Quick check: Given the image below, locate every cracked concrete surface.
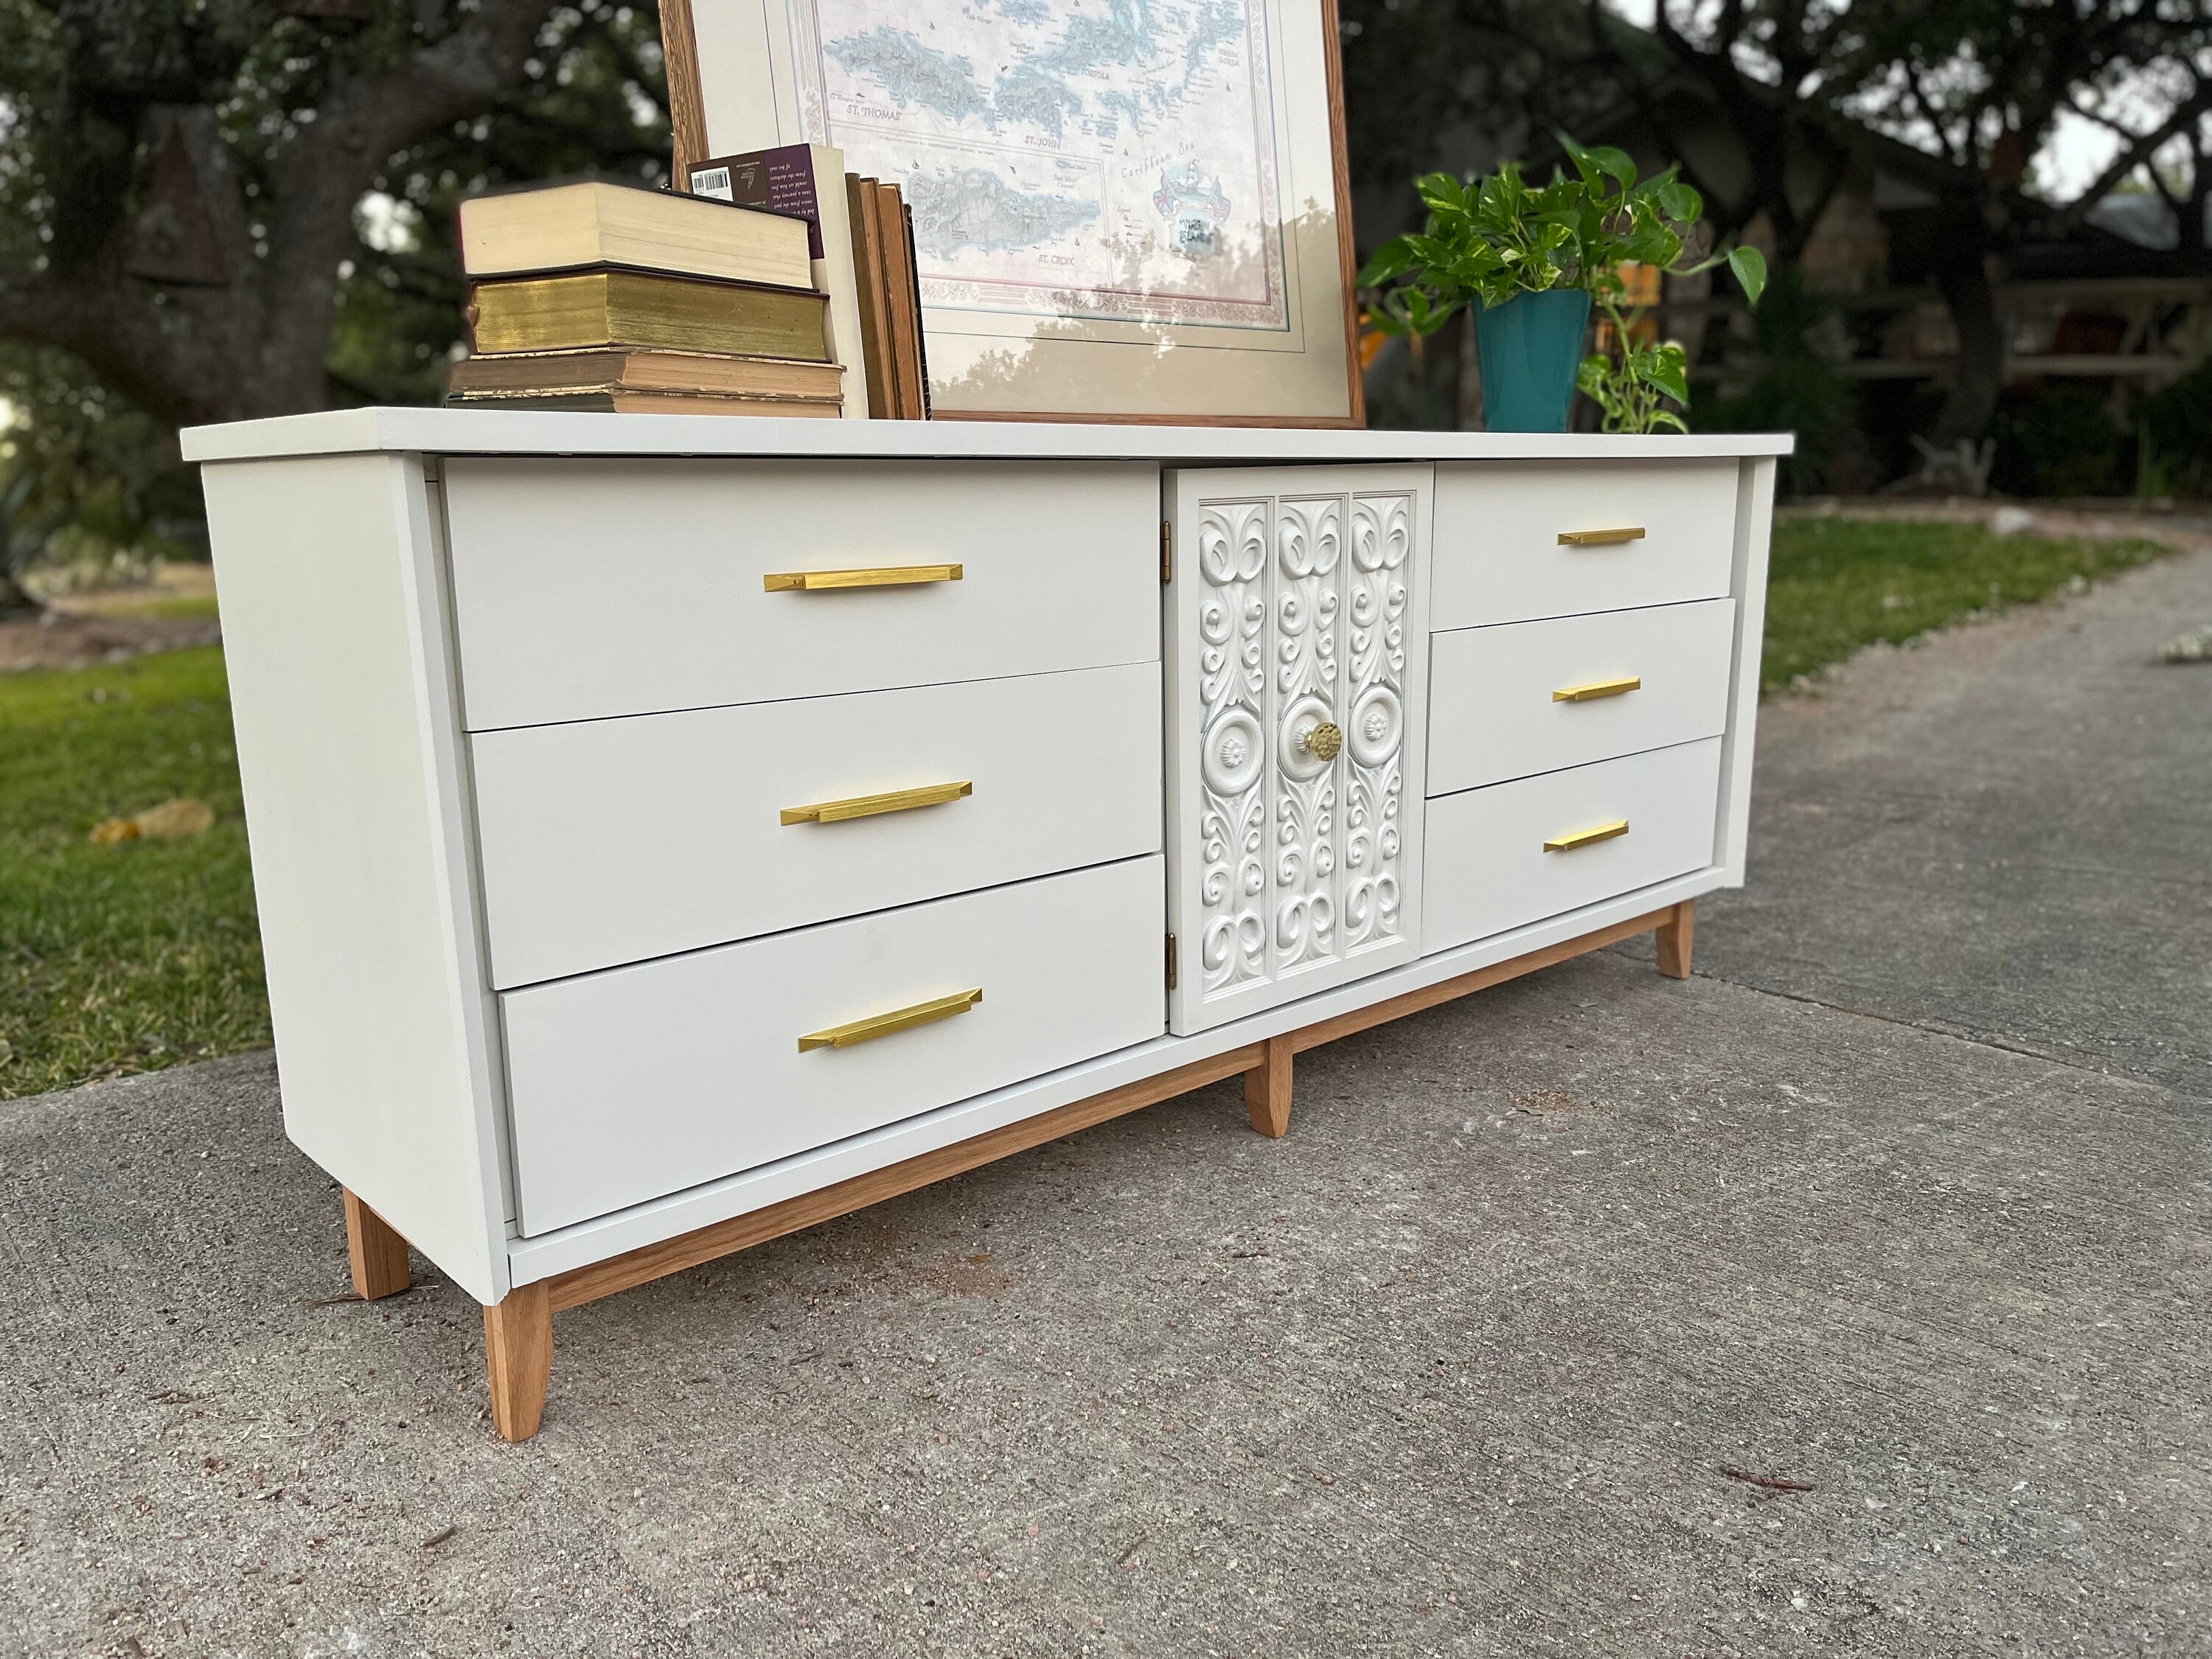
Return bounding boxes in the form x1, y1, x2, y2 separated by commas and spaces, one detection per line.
1, 551, 2206, 1658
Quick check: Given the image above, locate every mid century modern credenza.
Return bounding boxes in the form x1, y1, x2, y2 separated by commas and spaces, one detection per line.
183, 411, 1788, 1441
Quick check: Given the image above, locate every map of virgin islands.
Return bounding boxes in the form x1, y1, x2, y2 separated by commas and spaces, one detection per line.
814, 0, 1271, 301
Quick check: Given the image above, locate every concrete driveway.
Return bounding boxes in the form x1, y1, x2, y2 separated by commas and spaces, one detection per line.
4, 551, 2207, 1658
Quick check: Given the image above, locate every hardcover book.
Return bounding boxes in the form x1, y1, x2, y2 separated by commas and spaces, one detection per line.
445, 389, 841, 417
448, 346, 843, 402
458, 179, 811, 291
466, 268, 832, 361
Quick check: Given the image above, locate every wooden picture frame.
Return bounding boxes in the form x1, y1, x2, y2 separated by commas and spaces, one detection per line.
658, 0, 1365, 428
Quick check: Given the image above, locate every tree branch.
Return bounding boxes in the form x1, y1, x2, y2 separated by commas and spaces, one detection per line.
2048, 90, 2210, 229
240, 0, 556, 409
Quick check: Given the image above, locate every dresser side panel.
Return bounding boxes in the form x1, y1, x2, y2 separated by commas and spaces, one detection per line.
1714, 457, 1778, 884
202, 454, 508, 1302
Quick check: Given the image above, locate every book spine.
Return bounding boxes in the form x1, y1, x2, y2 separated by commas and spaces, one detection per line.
869, 182, 917, 419
874, 183, 925, 419
844, 176, 894, 421
902, 200, 931, 420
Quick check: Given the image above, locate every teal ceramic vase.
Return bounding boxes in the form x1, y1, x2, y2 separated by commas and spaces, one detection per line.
1475, 288, 1593, 433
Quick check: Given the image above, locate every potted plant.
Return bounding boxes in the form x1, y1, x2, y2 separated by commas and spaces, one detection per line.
1360, 139, 1767, 433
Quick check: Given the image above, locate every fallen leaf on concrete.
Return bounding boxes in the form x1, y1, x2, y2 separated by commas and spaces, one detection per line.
1719, 1466, 1815, 1492
1510, 1089, 1581, 1116
91, 798, 215, 844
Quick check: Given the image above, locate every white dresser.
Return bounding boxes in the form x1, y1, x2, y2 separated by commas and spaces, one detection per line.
185, 411, 1787, 1440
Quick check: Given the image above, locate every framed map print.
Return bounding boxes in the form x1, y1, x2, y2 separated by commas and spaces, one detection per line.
661, 0, 1365, 425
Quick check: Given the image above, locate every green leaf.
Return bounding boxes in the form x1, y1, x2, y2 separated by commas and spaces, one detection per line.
1365, 304, 1410, 339
1557, 132, 1602, 192
1357, 240, 1417, 288
1415, 173, 1467, 215
1656, 180, 1702, 224
1645, 346, 1691, 408
1728, 245, 1769, 309
1584, 145, 1638, 190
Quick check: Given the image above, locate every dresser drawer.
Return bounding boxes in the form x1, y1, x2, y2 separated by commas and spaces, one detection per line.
1431, 460, 1737, 628
442, 458, 1158, 729
472, 662, 1161, 988
502, 855, 1164, 1234
1427, 599, 1735, 793
1422, 738, 1721, 951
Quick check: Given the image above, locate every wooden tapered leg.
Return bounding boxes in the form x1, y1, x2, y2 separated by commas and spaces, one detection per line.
343, 1189, 411, 1301
1245, 1033, 1293, 1138
1655, 900, 1695, 980
484, 1282, 554, 1444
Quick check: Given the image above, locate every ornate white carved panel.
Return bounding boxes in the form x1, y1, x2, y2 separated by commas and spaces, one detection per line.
1166, 466, 1432, 1034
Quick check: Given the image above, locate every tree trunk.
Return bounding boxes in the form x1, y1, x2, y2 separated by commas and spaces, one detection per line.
1927, 198, 2006, 451
0, 568, 42, 617
0, 0, 557, 434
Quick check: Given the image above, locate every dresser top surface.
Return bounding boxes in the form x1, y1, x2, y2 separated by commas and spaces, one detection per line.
182, 406, 1795, 466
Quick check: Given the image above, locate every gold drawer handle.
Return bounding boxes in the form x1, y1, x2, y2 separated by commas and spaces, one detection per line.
764, 563, 963, 592
799, 988, 982, 1052
1557, 527, 1646, 546
781, 780, 973, 826
1553, 675, 1642, 703
1544, 818, 1630, 852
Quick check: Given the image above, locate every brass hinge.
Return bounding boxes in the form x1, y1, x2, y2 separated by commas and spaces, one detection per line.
1160, 520, 1173, 585
1166, 931, 1178, 990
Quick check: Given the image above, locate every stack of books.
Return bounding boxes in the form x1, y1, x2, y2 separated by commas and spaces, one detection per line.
690, 148, 930, 420
448, 179, 844, 417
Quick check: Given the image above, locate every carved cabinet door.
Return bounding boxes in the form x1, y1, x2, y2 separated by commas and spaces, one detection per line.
1164, 466, 1433, 1035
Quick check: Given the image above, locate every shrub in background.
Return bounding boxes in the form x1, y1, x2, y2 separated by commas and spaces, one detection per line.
1697, 266, 1854, 495
1987, 388, 2123, 498
2135, 362, 2212, 498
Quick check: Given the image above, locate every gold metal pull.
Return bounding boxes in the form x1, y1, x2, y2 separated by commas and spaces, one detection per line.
1544, 818, 1630, 852
1553, 675, 1643, 703
1557, 527, 1647, 546
780, 780, 973, 826
1300, 720, 1343, 761
763, 563, 963, 592
798, 988, 982, 1052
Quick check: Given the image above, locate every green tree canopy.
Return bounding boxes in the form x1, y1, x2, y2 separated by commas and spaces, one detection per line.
0, 0, 669, 557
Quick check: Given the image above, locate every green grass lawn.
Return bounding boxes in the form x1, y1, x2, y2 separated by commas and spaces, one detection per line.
0, 517, 2180, 1097
0, 646, 267, 1098
1761, 515, 2169, 690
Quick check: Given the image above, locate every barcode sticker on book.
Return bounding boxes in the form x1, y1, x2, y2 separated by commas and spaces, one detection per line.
691, 147, 827, 258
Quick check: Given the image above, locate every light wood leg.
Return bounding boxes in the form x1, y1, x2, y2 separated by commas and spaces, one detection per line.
343, 1189, 411, 1301
1244, 1033, 1293, 1138
484, 1283, 554, 1444
1656, 900, 1695, 980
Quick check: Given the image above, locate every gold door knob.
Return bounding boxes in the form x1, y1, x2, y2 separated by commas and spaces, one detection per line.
1301, 720, 1343, 762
